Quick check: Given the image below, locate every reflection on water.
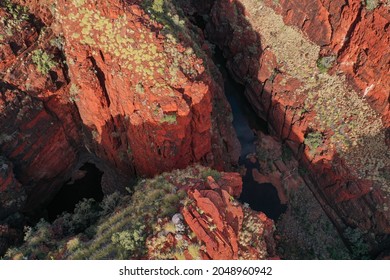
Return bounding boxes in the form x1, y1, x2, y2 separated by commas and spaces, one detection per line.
214, 47, 286, 220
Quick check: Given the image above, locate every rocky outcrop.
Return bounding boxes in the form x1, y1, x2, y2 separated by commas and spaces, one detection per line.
266, 0, 390, 126
0, 2, 81, 215
53, 0, 238, 177
0, 0, 239, 217
147, 171, 277, 260
2, 166, 276, 260
204, 0, 390, 251
182, 176, 276, 259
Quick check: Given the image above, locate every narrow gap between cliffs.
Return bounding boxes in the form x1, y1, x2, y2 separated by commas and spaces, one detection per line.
214, 46, 287, 220
192, 14, 287, 220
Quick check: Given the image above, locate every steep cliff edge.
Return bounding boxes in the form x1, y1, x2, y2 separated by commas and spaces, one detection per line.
204, 0, 389, 253
267, 0, 390, 127
0, 1, 81, 217
3, 166, 277, 260
0, 0, 239, 219
1, 0, 389, 259
55, 0, 239, 176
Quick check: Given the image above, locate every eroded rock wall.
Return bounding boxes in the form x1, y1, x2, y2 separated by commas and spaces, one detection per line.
55, 0, 239, 176
0, 3, 81, 216
0, 0, 239, 217
266, 0, 390, 126
205, 0, 390, 250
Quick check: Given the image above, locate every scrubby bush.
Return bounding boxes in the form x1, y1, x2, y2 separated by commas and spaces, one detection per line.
31, 49, 57, 75
111, 225, 146, 252
5, 219, 55, 259
68, 198, 101, 233
304, 131, 323, 152
2, 0, 29, 22
152, 0, 165, 13
201, 168, 221, 181
187, 244, 201, 259
364, 0, 379, 10
344, 227, 370, 259
316, 55, 336, 73
160, 113, 177, 124
66, 237, 80, 252
99, 192, 122, 217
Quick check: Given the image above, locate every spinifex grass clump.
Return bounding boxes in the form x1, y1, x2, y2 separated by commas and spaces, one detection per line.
316, 55, 336, 73
304, 131, 324, 152
31, 49, 57, 75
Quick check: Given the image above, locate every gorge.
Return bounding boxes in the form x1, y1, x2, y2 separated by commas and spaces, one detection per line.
0, 0, 389, 259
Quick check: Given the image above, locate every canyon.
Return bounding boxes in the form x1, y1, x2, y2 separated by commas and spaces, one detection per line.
0, 0, 389, 259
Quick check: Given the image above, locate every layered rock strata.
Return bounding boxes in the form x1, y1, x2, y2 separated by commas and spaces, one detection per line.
0, 0, 239, 217
147, 170, 277, 260
204, 0, 390, 250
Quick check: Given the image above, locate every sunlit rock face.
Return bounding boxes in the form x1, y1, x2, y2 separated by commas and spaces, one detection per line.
0, 0, 239, 216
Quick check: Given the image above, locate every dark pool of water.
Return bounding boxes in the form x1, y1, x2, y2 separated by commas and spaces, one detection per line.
213, 47, 286, 220
239, 159, 288, 220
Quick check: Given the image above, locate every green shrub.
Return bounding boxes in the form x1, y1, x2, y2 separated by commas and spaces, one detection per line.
160, 113, 177, 124
187, 244, 201, 260
344, 227, 370, 259
201, 168, 221, 181
72, 0, 86, 8
23, 219, 51, 246
50, 36, 65, 50
66, 237, 80, 252
304, 131, 323, 151
316, 55, 336, 73
31, 49, 57, 75
135, 82, 144, 94
69, 83, 80, 102
100, 192, 122, 217
2, 0, 29, 21
51, 198, 100, 236
364, 0, 379, 10
152, 0, 164, 13
111, 225, 145, 252
69, 198, 101, 233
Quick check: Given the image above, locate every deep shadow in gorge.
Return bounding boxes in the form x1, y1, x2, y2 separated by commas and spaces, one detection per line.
205, 18, 286, 220
214, 46, 286, 220
1, 0, 388, 259
184, 0, 390, 258
46, 163, 104, 222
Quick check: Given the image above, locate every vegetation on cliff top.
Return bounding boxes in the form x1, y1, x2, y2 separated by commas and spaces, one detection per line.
0, 0, 30, 37
3, 166, 266, 260
243, 0, 389, 192
63, 0, 201, 86
5, 169, 185, 259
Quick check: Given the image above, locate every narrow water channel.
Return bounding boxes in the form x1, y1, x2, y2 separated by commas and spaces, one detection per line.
213, 47, 286, 220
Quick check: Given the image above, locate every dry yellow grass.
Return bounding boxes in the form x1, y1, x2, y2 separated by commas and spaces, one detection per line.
241, 0, 389, 191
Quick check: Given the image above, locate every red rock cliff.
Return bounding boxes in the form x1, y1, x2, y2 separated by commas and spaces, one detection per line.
0, 0, 239, 216
205, 0, 390, 249
0, 3, 81, 215
147, 171, 277, 260
267, 0, 390, 126
55, 0, 239, 177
